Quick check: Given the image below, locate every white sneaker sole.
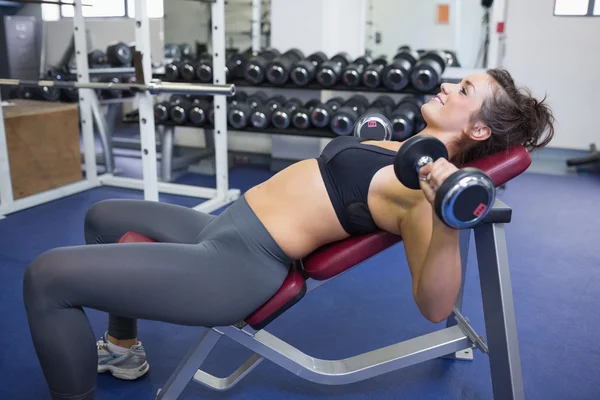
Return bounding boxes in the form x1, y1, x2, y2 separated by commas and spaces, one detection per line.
98, 361, 150, 380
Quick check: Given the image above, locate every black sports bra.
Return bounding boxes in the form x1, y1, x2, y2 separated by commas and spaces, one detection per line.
316, 136, 396, 235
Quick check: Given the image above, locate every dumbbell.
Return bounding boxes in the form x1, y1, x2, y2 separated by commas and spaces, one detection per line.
170, 97, 194, 125
397, 45, 411, 52
164, 43, 182, 60
353, 113, 393, 141
106, 42, 133, 67
179, 59, 199, 81
342, 55, 373, 87
266, 48, 305, 85
310, 97, 345, 128
196, 55, 231, 83
164, 61, 184, 81
410, 50, 447, 92
290, 51, 328, 86
250, 95, 286, 129
228, 91, 268, 129
88, 50, 107, 67
189, 98, 212, 126
393, 134, 495, 229
389, 96, 424, 142
316, 52, 352, 87
243, 49, 282, 85
154, 101, 172, 122
209, 91, 248, 124
362, 55, 388, 88
330, 95, 370, 136
179, 43, 193, 59
365, 95, 395, 116
292, 99, 321, 130
271, 98, 303, 130
443, 50, 461, 67
36, 85, 61, 102
382, 50, 420, 92
226, 48, 252, 80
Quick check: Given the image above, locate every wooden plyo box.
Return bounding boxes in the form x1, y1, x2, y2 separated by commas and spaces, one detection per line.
3, 99, 82, 200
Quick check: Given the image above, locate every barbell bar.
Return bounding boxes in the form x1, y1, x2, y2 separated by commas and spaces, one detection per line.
0, 78, 236, 97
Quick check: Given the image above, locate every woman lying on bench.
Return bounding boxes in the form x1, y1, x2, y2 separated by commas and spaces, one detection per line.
23, 69, 554, 400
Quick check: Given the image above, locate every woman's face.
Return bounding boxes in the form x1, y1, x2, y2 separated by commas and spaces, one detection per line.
421, 72, 496, 135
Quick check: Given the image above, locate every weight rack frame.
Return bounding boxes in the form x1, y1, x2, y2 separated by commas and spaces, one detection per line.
0, 0, 238, 219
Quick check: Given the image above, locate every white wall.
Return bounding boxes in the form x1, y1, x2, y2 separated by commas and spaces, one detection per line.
503, 0, 600, 150
43, 19, 164, 69
371, 0, 484, 68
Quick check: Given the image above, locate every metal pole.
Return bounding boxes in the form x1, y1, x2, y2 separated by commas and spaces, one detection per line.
212, 0, 229, 200
73, 0, 98, 184
0, 88, 14, 213
0, 79, 235, 97
135, 0, 159, 201
251, 0, 262, 52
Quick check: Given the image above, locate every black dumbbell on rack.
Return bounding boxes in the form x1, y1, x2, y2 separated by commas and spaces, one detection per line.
290, 51, 328, 86
316, 52, 352, 87
170, 96, 194, 125
292, 99, 321, 130
88, 50, 108, 68
164, 61, 184, 81
243, 49, 282, 85
394, 134, 495, 229
382, 49, 420, 92
208, 91, 248, 125
365, 95, 396, 116
228, 91, 269, 129
271, 98, 304, 129
410, 50, 447, 92
389, 96, 424, 141
188, 97, 212, 126
330, 95, 370, 136
310, 97, 345, 128
226, 47, 252, 81
266, 48, 305, 85
342, 55, 373, 87
106, 42, 133, 67
362, 55, 388, 88
250, 95, 287, 129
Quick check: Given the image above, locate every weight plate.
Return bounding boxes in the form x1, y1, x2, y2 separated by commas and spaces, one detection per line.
434, 168, 495, 229
393, 134, 448, 189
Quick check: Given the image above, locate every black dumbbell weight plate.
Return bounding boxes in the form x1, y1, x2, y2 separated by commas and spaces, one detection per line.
434, 167, 495, 229
393, 135, 448, 190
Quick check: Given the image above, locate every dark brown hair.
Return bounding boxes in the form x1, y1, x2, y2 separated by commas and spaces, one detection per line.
459, 68, 555, 165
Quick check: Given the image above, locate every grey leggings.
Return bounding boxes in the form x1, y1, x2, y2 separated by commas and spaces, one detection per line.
23, 196, 291, 400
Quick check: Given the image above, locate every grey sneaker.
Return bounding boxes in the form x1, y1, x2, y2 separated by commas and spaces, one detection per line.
97, 334, 149, 380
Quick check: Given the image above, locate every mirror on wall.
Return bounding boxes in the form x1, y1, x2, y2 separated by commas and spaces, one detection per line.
366, 0, 492, 69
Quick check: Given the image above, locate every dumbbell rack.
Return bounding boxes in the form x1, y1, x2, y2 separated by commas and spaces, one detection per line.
0, 0, 238, 219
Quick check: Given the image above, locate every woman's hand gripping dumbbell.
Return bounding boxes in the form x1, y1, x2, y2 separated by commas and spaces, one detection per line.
393, 134, 496, 229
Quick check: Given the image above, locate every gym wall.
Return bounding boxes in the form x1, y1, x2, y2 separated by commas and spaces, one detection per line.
43, 19, 164, 70
503, 0, 600, 150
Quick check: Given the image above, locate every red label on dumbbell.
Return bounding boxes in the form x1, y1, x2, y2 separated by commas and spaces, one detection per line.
473, 203, 487, 217
368, 121, 377, 128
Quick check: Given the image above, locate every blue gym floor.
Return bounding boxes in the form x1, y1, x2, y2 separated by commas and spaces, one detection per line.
1, 155, 599, 400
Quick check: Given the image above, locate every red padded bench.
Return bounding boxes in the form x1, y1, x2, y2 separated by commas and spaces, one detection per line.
119, 145, 531, 331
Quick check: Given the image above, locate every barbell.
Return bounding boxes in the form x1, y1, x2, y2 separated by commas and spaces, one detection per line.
0, 78, 235, 97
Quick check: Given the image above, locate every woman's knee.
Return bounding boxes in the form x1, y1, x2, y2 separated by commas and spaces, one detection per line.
23, 249, 64, 310
84, 200, 116, 244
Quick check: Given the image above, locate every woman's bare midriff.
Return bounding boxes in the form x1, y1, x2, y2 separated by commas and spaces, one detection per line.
244, 158, 348, 260
244, 140, 424, 260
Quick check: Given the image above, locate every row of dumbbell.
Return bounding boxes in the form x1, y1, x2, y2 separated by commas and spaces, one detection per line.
87, 41, 135, 68
153, 92, 425, 141
163, 46, 451, 93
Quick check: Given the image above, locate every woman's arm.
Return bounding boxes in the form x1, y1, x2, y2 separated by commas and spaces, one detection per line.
399, 159, 462, 323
